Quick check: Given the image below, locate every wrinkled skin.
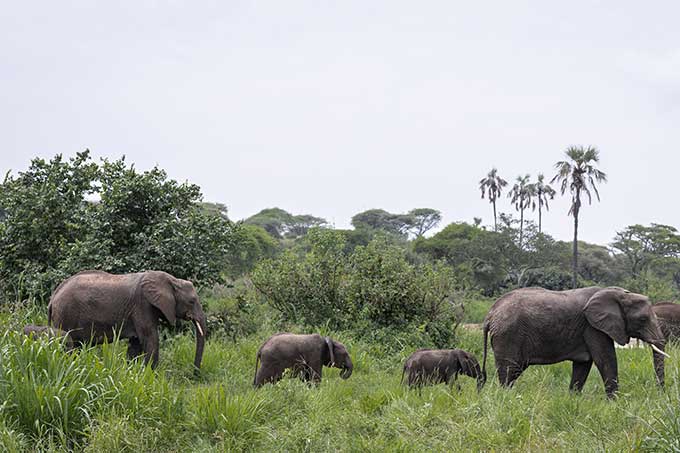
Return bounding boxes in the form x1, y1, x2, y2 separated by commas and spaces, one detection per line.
48, 270, 207, 369
254, 333, 353, 387
402, 349, 485, 391
482, 286, 666, 398
23, 324, 74, 348
653, 302, 680, 343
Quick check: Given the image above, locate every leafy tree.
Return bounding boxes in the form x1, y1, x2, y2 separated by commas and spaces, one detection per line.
351, 209, 411, 237
251, 228, 348, 327
0, 151, 237, 300
225, 224, 278, 277
245, 208, 327, 239
479, 168, 508, 232
530, 174, 556, 233
414, 222, 514, 294
552, 146, 607, 288
507, 175, 534, 250
577, 242, 621, 285
0, 152, 98, 298
406, 208, 442, 238
610, 224, 680, 278
199, 202, 230, 220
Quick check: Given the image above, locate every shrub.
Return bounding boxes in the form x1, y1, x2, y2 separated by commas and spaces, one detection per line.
251, 229, 348, 327
0, 151, 238, 301
252, 232, 464, 345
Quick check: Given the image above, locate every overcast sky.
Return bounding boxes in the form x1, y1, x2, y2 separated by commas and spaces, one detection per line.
2, 1, 679, 244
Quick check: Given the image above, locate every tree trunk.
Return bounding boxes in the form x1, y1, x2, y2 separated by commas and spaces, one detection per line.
519, 207, 524, 250
538, 203, 542, 233
493, 200, 498, 232
572, 206, 579, 289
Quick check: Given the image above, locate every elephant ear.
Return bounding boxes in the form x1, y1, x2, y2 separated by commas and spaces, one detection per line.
141, 272, 177, 326
324, 337, 335, 366
584, 289, 629, 346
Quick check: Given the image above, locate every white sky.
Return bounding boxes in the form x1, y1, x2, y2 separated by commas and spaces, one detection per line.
2, 1, 679, 244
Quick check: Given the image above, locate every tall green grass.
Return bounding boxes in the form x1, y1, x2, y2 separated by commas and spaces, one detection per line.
2, 302, 680, 451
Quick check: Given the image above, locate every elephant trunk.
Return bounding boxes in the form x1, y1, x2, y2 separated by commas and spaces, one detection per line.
651, 340, 666, 388
340, 359, 353, 379
193, 303, 207, 371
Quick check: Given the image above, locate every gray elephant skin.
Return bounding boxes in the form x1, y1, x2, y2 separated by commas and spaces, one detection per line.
254, 333, 353, 387
23, 324, 74, 348
48, 270, 207, 369
482, 286, 666, 397
402, 348, 484, 390
652, 302, 680, 342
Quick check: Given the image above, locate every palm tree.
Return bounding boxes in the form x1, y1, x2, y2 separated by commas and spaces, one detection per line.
530, 174, 556, 234
479, 168, 508, 231
507, 174, 534, 250
552, 146, 607, 288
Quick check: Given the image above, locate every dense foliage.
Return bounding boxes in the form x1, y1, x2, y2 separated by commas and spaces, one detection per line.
0, 151, 237, 300
251, 229, 464, 347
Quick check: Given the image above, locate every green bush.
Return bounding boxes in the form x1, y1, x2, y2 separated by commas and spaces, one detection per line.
252, 231, 465, 346
0, 151, 238, 301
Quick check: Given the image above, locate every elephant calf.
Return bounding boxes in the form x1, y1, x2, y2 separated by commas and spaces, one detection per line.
23, 324, 74, 348
402, 349, 485, 390
254, 333, 353, 387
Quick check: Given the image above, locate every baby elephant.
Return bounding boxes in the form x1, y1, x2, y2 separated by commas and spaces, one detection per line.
23, 324, 74, 348
402, 348, 485, 390
254, 333, 353, 387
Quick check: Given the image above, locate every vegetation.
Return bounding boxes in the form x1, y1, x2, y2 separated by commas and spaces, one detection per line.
0, 151, 237, 300
3, 149, 680, 451
479, 167, 507, 232
1, 301, 680, 452
552, 145, 608, 288
530, 173, 556, 233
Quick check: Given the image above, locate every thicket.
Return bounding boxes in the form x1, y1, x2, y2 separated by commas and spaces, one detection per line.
0, 151, 237, 301
251, 229, 466, 347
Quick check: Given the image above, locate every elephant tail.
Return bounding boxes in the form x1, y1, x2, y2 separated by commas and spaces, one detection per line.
481, 323, 489, 387
401, 363, 408, 385
47, 304, 53, 327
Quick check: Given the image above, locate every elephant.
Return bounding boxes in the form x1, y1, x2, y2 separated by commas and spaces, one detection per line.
401, 348, 485, 391
23, 324, 74, 348
48, 270, 207, 369
253, 333, 353, 387
482, 286, 668, 398
652, 302, 680, 343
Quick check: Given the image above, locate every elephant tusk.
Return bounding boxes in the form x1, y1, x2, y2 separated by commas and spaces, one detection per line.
195, 321, 204, 337
651, 344, 670, 358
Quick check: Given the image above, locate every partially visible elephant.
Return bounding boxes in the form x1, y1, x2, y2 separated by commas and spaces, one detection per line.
402, 348, 484, 390
48, 270, 207, 369
254, 333, 353, 387
23, 324, 74, 348
482, 286, 667, 398
653, 302, 680, 343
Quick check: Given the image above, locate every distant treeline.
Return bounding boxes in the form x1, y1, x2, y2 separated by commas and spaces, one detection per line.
1, 151, 679, 321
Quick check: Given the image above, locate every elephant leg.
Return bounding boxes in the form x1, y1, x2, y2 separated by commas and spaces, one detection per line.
127, 337, 144, 360
496, 359, 525, 387
585, 327, 618, 398
569, 360, 593, 392
447, 372, 461, 392
301, 358, 322, 385
141, 329, 160, 368
256, 366, 284, 387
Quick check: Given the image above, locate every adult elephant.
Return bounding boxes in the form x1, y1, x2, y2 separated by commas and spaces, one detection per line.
482, 286, 667, 398
48, 270, 207, 369
652, 302, 680, 342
